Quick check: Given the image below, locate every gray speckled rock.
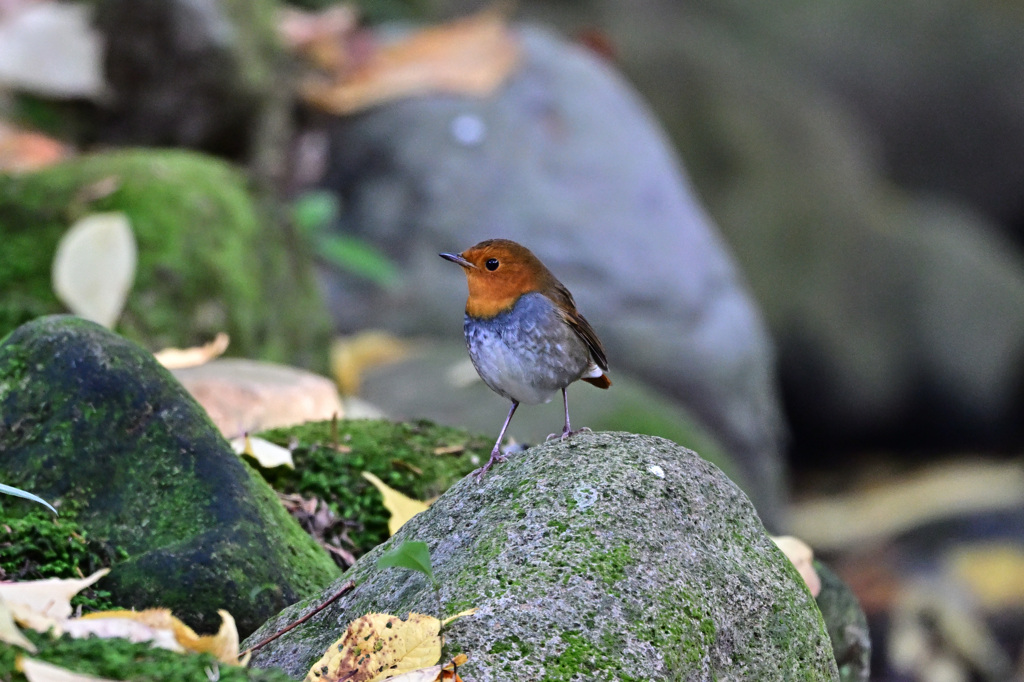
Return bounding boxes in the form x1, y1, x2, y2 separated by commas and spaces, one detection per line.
246, 432, 837, 680
320, 23, 785, 529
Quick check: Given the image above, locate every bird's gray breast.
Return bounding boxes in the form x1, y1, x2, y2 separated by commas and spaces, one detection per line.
464, 293, 591, 405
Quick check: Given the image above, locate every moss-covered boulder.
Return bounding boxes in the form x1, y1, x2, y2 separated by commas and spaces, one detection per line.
246, 432, 839, 680
0, 315, 341, 636
0, 149, 330, 370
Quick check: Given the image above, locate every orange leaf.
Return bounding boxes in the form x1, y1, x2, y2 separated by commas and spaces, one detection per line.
302, 9, 520, 114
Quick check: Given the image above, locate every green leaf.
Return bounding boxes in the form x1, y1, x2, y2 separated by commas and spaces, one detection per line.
377, 540, 434, 585
291, 191, 340, 235
0, 483, 57, 515
317, 234, 401, 289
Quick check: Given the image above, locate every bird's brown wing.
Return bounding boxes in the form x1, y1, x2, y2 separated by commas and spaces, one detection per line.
547, 282, 609, 372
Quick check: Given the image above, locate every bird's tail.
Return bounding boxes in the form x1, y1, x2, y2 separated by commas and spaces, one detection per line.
582, 374, 611, 389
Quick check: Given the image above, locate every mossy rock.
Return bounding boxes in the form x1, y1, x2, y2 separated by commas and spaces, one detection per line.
247, 432, 839, 680
0, 316, 341, 636
815, 561, 871, 682
254, 418, 492, 558
0, 149, 331, 371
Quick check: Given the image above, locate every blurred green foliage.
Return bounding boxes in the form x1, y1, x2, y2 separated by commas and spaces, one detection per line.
291, 190, 401, 289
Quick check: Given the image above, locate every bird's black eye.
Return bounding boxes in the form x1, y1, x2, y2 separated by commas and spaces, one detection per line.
485, 258, 499, 271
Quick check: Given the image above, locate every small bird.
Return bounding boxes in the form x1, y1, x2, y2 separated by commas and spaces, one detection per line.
440, 239, 611, 481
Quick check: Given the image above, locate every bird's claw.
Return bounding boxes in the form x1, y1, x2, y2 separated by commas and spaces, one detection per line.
472, 450, 508, 483
546, 426, 592, 441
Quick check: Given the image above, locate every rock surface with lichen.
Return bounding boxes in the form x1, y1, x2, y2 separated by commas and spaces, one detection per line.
0, 315, 341, 637
245, 431, 839, 680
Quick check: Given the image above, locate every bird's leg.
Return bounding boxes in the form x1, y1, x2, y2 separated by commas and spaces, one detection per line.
474, 401, 518, 482
547, 387, 592, 442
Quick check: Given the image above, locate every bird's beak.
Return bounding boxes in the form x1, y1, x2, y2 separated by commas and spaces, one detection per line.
439, 252, 476, 269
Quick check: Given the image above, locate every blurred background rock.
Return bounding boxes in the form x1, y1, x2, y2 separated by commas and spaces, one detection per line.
2, 0, 1024, 678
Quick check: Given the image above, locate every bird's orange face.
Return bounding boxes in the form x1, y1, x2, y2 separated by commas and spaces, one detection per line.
440, 239, 557, 318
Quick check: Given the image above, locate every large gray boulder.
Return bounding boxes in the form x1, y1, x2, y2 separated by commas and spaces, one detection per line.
497, 1, 1024, 454
319, 24, 786, 528
246, 432, 838, 680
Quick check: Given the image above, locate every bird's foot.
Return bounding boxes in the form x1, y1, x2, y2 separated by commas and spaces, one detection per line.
546, 426, 592, 442
472, 449, 508, 483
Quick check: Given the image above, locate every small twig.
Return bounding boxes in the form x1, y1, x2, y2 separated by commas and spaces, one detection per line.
241, 580, 356, 657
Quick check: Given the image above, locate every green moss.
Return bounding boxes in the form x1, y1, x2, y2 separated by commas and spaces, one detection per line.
0, 505, 124, 611
636, 588, 718, 674
547, 519, 568, 533
0, 631, 294, 682
589, 542, 633, 586
0, 149, 330, 370
255, 419, 490, 557
541, 631, 641, 682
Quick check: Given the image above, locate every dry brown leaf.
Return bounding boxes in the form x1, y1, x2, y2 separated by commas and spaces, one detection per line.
305, 612, 441, 682
362, 472, 429, 535
303, 9, 520, 115
0, 122, 69, 172
0, 569, 109, 634
17, 657, 116, 682
279, 4, 359, 74
154, 332, 230, 369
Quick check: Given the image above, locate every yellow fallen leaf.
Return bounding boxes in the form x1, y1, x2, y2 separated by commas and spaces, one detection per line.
368, 652, 469, 682
154, 332, 230, 369
0, 569, 109, 634
947, 543, 1024, 610
362, 471, 429, 535
302, 9, 520, 115
771, 535, 821, 598
305, 613, 441, 682
330, 331, 412, 396
63, 614, 183, 653
440, 608, 477, 626
17, 656, 116, 682
173, 609, 242, 665
74, 608, 242, 665
231, 434, 295, 469
0, 598, 36, 652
